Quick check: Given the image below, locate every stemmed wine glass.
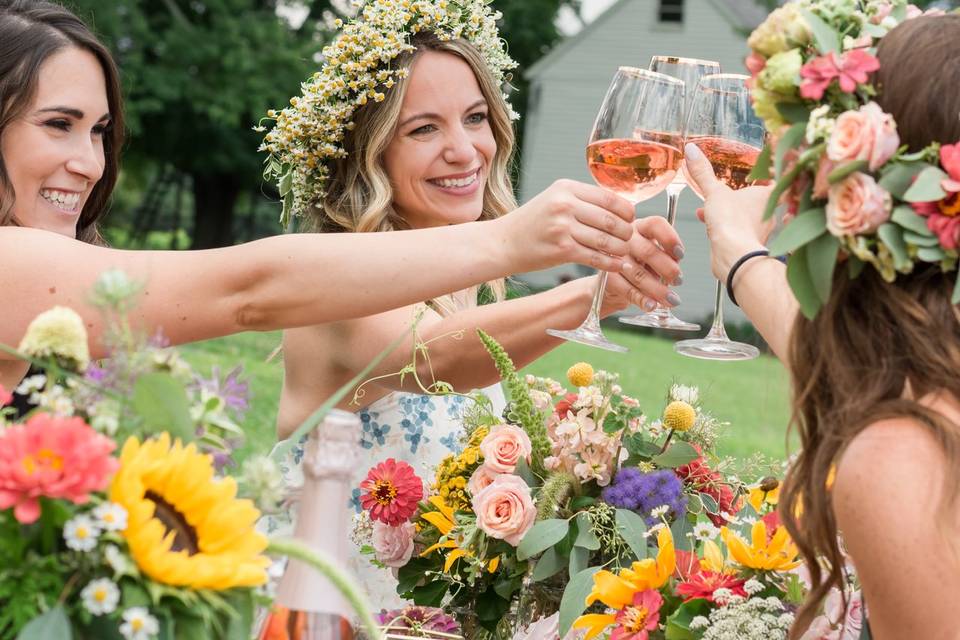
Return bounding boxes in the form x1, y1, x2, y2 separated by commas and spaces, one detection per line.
619, 55, 721, 331
547, 67, 685, 352
674, 73, 765, 361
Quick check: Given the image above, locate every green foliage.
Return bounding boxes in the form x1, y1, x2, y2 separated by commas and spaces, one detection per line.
0, 554, 66, 639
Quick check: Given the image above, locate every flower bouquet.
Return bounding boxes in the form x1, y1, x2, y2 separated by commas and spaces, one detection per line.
350, 330, 802, 639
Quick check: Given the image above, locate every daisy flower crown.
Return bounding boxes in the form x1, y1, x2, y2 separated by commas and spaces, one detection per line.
259, 0, 518, 227
747, 0, 959, 318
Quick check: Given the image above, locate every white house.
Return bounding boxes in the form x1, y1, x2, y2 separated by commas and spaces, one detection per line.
517, 0, 769, 324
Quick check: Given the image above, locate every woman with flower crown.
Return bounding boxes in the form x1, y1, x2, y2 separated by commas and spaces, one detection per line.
0, 0, 667, 401
684, 3, 960, 638
262, 0, 684, 610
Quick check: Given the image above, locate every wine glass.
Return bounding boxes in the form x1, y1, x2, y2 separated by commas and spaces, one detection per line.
619, 55, 720, 331
547, 67, 685, 352
674, 73, 765, 361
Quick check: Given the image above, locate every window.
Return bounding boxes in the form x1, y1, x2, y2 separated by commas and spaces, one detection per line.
658, 0, 684, 23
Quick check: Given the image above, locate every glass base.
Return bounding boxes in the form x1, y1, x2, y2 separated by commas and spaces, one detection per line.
619, 307, 701, 331
546, 327, 628, 353
674, 336, 759, 361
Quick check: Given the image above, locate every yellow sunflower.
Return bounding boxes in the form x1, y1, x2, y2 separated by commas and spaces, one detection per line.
110, 433, 269, 590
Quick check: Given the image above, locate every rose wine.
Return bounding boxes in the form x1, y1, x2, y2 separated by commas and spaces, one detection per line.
683, 136, 761, 199
586, 137, 683, 204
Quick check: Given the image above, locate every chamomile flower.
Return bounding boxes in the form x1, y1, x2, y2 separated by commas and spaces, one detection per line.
693, 522, 721, 541
103, 544, 131, 574
64, 515, 100, 552
94, 502, 128, 532
81, 578, 119, 615
650, 505, 670, 519
120, 607, 160, 640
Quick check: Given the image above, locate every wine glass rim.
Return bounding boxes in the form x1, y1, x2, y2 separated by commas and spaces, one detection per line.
699, 73, 750, 81
616, 66, 685, 85
649, 55, 722, 67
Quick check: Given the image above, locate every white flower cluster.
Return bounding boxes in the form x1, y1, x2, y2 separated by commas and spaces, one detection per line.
63, 504, 128, 552
260, 0, 518, 224
696, 594, 795, 640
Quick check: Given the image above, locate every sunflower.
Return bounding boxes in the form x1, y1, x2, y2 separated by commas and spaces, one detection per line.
110, 433, 269, 590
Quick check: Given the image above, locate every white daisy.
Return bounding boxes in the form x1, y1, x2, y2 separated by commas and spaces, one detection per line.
693, 522, 720, 541
64, 515, 100, 552
650, 505, 670, 519
119, 607, 160, 640
94, 503, 128, 532
81, 578, 119, 616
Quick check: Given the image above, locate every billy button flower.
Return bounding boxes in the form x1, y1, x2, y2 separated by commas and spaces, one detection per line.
566, 362, 594, 388
659, 400, 697, 453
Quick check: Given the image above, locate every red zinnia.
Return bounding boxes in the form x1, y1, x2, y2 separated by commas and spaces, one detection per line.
611, 589, 663, 640
677, 569, 747, 603
359, 458, 423, 526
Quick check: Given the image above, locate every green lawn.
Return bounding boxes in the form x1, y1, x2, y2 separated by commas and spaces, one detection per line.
177, 326, 795, 466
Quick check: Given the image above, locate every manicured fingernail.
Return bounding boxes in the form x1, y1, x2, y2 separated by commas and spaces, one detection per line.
685, 143, 703, 161
673, 273, 683, 286
643, 299, 657, 312
674, 245, 685, 259
666, 291, 682, 307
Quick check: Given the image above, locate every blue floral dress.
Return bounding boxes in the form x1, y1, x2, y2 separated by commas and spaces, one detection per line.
263, 384, 506, 609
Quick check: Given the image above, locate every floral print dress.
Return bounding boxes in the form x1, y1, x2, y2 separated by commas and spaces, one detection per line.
263, 384, 506, 609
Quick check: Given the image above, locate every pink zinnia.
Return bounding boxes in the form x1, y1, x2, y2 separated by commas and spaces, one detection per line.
610, 589, 663, 640
800, 50, 880, 100
912, 143, 960, 249
359, 458, 423, 526
0, 413, 118, 524
0, 384, 11, 407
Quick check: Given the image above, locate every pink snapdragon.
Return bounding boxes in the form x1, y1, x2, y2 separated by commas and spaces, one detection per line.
800, 50, 880, 100
0, 414, 118, 524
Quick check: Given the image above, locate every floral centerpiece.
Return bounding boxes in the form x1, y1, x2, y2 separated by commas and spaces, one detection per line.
350, 331, 802, 639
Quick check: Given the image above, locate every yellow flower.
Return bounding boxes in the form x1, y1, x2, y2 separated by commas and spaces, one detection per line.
747, 477, 781, 513
110, 433, 269, 590
420, 496, 497, 573
18, 306, 90, 371
662, 401, 696, 432
721, 520, 801, 572
566, 362, 594, 388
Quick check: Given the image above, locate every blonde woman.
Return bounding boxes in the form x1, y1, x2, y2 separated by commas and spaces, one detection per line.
266, 2, 683, 608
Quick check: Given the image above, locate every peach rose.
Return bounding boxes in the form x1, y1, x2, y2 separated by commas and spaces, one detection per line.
479, 424, 532, 474
372, 521, 416, 568
467, 465, 499, 496
826, 172, 892, 237
472, 474, 536, 546
826, 102, 899, 170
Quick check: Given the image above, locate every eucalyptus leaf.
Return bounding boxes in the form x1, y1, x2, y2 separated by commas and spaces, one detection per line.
16, 606, 71, 640
879, 162, 928, 198
516, 519, 570, 561
800, 8, 841, 54
568, 545, 589, 577
767, 208, 827, 256
892, 205, 934, 236
699, 492, 720, 514
764, 162, 803, 221
787, 247, 823, 319
514, 457, 539, 488
615, 509, 649, 561
569, 496, 596, 511
776, 103, 811, 125
132, 372, 194, 440
917, 246, 947, 262
671, 515, 695, 552
903, 166, 949, 202
775, 123, 806, 178
531, 547, 566, 582
651, 440, 699, 468
574, 512, 601, 550
748, 143, 772, 182
827, 160, 868, 184
558, 567, 602, 637
806, 232, 840, 303
903, 231, 940, 247
877, 223, 911, 270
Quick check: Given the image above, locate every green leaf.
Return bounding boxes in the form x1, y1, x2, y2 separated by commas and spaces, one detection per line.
278, 170, 293, 196
848, 255, 866, 279
395, 558, 432, 594
917, 246, 947, 262
558, 567, 602, 638
615, 509, 649, 561
903, 231, 940, 247
568, 545, 589, 577
665, 598, 712, 640
879, 162, 928, 198
476, 588, 511, 628
699, 492, 719, 514
786, 574, 806, 605
623, 432, 661, 458
573, 513, 601, 550
877, 223, 911, 270
410, 580, 448, 607
827, 160, 868, 184
748, 143, 772, 182
800, 8, 841, 54
569, 496, 596, 511
16, 606, 72, 640
652, 440, 699, 468
224, 590, 254, 640
775, 123, 806, 178
768, 208, 827, 256
671, 515, 695, 552
892, 205, 934, 236
132, 372, 194, 440
517, 519, 570, 561
531, 547, 565, 582
121, 580, 151, 608
787, 247, 823, 319
776, 103, 811, 125
903, 166, 949, 202
806, 232, 840, 303
514, 457, 539, 489
764, 162, 803, 221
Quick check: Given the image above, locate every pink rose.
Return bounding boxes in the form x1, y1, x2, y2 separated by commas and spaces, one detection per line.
479, 424, 532, 474
827, 103, 900, 170
827, 172, 892, 237
467, 465, 499, 496
372, 521, 416, 568
472, 474, 536, 546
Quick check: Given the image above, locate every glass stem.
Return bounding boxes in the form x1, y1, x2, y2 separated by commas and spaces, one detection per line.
705, 280, 731, 341
585, 271, 608, 331
665, 181, 685, 226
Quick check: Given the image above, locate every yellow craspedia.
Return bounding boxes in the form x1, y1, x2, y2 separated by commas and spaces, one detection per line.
662, 400, 697, 432
566, 362, 594, 388
18, 306, 90, 371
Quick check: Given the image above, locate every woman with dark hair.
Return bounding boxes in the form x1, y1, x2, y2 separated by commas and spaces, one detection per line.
687, 8, 960, 639
0, 0, 681, 391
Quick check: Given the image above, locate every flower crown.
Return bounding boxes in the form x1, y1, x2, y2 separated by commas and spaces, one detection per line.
747, 0, 958, 318
258, 0, 517, 226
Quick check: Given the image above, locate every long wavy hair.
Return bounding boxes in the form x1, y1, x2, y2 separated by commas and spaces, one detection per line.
305, 32, 514, 311
782, 15, 960, 637
0, 0, 124, 244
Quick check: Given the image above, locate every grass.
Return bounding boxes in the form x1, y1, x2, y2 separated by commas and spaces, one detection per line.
177, 326, 795, 466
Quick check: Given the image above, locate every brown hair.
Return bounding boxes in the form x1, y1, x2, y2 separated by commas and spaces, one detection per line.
0, 0, 124, 244
782, 15, 960, 637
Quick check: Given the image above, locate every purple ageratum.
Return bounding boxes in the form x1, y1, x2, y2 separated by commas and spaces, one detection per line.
602, 468, 687, 526
377, 606, 460, 637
